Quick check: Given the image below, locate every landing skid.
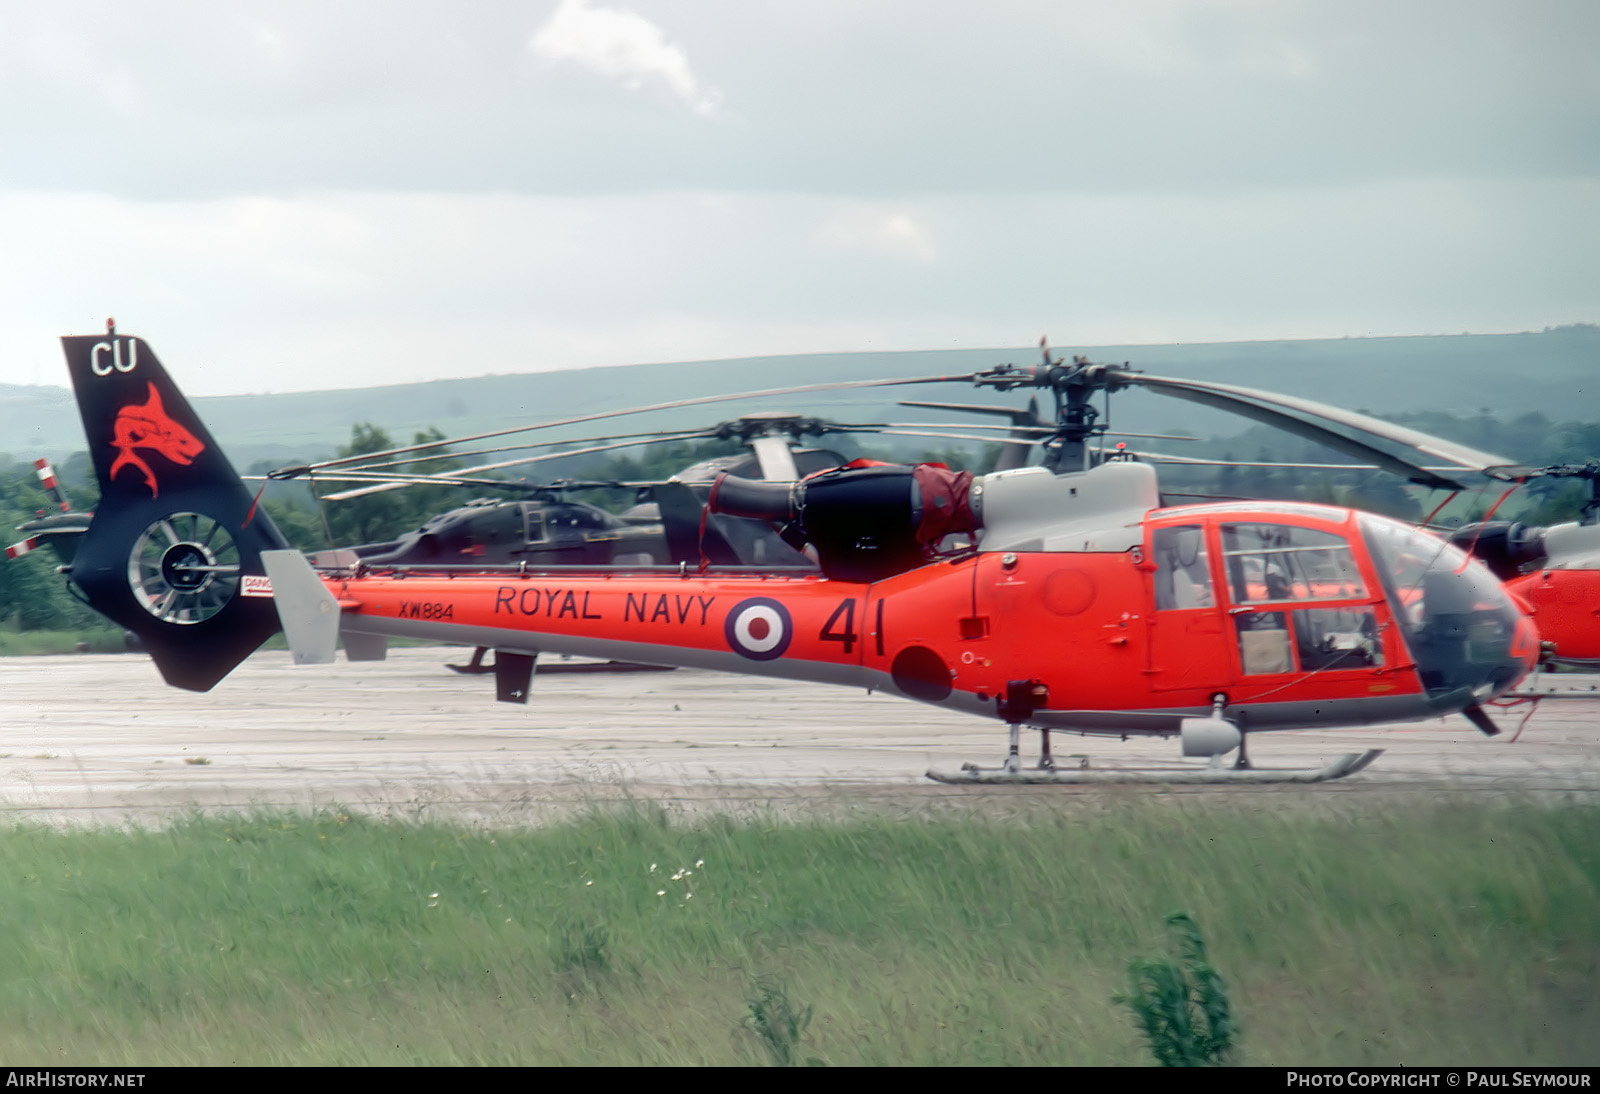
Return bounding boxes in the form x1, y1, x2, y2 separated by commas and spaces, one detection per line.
926, 749, 1385, 785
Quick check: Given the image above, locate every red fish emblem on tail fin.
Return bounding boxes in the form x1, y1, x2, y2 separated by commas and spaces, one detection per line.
108, 382, 205, 498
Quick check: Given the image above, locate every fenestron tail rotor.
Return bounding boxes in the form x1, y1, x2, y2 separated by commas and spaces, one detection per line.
126, 513, 241, 625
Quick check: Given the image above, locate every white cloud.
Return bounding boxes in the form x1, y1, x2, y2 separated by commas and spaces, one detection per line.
814, 206, 938, 263
4, 178, 1590, 396
17, 22, 146, 120
0, 3, 1591, 398
529, 0, 721, 117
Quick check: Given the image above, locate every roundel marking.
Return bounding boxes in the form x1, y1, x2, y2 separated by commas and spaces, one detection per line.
725, 597, 793, 661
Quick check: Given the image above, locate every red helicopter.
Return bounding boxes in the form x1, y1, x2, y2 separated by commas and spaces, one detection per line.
52, 326, 1540, 783
1438, 465, 1600, 668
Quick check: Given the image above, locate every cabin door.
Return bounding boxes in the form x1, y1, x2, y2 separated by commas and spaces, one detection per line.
1146, 523, 1235, 693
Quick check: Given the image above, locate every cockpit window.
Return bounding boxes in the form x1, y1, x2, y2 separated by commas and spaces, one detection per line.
1152, 525, 1214, 610
1234, 606, 1385, 675
1220, 523, 1366, 604
1294, 607, 1384, 670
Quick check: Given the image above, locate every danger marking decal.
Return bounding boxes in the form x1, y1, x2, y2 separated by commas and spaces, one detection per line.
240, 575, 274, 598
724, 597, 793, 662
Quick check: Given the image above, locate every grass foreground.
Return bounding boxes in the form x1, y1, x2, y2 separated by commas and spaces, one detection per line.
0, 796, 1595, 1066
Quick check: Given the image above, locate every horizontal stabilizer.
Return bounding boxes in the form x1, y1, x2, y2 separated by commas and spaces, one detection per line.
261, 550, 339, 665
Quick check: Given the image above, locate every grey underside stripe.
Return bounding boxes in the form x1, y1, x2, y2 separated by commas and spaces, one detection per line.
341, 618, 1435, 733
1029, 693, 1433, 733
339, 615, 865, 688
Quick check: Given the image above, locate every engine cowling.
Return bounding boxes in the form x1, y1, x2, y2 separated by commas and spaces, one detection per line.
709, 462, 976, 583
1449, 521, 1547, 580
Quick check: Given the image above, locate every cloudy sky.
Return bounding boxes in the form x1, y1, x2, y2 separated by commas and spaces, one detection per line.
0, 0, 1594, 395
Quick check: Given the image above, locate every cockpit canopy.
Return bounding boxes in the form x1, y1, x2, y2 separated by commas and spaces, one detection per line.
1359, 514, 1529, 700
1150, 507, 1530, 704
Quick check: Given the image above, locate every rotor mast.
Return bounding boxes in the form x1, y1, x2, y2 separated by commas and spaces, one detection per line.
969, 341, 1138, 473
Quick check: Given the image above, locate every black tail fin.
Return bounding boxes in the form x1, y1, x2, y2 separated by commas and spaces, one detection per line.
60, 328, 288, 691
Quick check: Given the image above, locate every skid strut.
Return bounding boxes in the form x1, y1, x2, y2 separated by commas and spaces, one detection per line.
999, 678, 1053, 774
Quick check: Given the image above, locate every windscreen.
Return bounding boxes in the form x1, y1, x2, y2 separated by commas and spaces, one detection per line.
1359, 514, 1527, 701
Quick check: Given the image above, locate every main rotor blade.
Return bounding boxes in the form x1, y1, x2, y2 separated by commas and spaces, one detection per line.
874, 420, 1057, 434
316, 473, 668, 493
309, 472, 530, 489
870, 428, 1036, 447
897, 402, 1191, 442
318, 431, 718, 501
1130, 374, 1521, 489
276, 371, 985, 478
1099, 431, 1201, 442
333, 426, 726, 476
899, 399, 1048, 423
1130, 452, 1380, 469
1128, 451, 1472, 472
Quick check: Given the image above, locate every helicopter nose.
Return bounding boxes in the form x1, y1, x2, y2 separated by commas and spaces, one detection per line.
1360, 514, 1535, 712
1411, 563, 1535, 710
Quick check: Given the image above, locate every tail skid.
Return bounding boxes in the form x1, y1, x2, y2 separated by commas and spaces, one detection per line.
60, 327, 289, 690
